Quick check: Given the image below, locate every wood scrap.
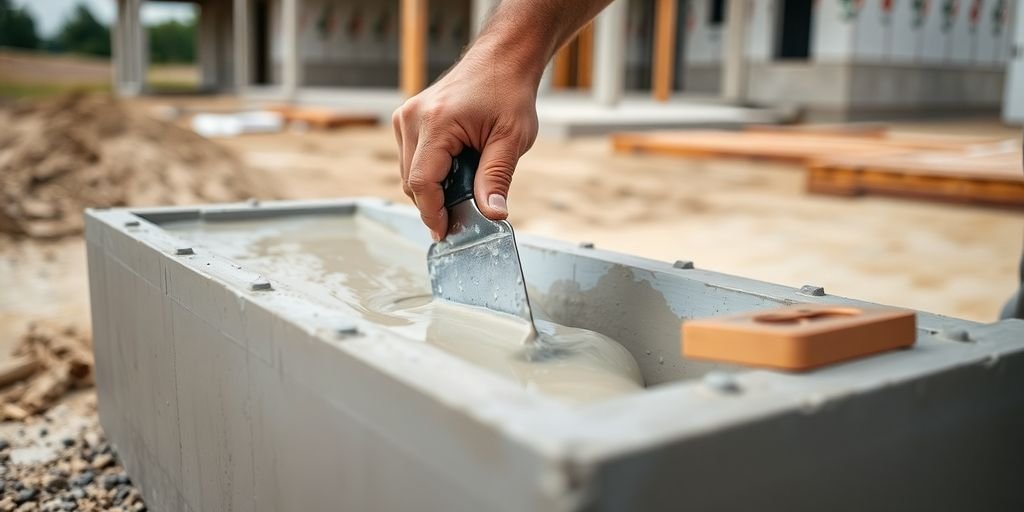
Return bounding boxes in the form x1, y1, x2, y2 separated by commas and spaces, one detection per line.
269, 105, 378, 130
1, 321, 93, 421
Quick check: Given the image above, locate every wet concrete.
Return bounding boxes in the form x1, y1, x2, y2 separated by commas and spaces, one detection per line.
162, 215, 644, 405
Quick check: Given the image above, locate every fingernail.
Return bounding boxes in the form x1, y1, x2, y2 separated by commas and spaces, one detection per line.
488, 194, 508, 216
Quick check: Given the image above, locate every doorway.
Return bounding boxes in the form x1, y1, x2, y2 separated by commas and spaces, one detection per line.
777, 0, 812, 60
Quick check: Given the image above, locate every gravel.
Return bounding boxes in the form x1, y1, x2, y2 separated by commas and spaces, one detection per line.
0, 395, 146, 512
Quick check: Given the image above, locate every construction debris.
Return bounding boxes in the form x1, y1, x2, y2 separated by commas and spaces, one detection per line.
0, 93, 271, 239
1, 322, 93, 422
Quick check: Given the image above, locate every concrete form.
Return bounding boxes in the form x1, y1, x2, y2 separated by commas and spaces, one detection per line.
87, 198, 1024, 511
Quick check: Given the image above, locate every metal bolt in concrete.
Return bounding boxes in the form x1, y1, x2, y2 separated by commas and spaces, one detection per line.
703, 372, 741, 394
799, 285, 826, 296
247, 197, 261, 207
673, 260, 695, 269
336, 324, 362, 339
250, 279, 273, 291
174, 247, 195, 256
939, 327, 972, 343
124, 220, 140, 228
579, 242, 595, 249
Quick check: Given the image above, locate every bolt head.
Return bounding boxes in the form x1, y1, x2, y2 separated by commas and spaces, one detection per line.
174, 247, 195, 256
799, 285, 826, 297
124, 221, 140, 228
673, 260, 695, 269
336, 325, 361, 339
579, 242, 595, 249
939, 327, 971, 343
250, 279, 272, 291
703, 371, 741, 394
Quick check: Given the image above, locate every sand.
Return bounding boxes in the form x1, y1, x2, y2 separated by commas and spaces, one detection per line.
0, 93, 271, 238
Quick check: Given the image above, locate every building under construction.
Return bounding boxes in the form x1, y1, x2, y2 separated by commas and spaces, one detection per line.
112, 0, 1020, 122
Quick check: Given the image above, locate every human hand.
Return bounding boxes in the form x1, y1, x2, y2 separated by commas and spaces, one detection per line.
392, 45, 541, 240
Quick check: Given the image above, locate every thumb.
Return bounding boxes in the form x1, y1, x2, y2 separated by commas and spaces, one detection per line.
474, 137, 521, 220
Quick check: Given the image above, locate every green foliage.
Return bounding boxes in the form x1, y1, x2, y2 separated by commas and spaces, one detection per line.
55, 4, 111, 57
0, 0, 41, 50
149, 18, 196, 63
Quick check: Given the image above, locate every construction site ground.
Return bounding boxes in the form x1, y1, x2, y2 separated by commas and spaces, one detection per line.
0, 90, 1021, 509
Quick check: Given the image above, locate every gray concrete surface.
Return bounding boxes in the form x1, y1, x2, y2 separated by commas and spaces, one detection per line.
86, 199, 1024, 511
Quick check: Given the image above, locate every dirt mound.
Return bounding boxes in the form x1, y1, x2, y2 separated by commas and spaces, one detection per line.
0, 93, 269, 238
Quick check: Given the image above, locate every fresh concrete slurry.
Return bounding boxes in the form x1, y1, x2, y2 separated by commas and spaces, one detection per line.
162, 214, 644, 405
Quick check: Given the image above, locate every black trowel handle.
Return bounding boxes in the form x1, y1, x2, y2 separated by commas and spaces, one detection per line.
442, 149, 481, 209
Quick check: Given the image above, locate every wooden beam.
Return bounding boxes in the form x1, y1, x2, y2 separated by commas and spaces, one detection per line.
401, 0, 428, 97
552, 44, 573, 89
652, 0, 677, 102
575, 22, 595, 89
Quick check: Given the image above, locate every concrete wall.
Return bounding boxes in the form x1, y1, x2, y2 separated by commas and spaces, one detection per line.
1003, 0, 1024, 123
266, 0, 468, 87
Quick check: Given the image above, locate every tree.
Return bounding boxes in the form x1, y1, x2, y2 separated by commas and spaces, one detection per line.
56, 4, 111, 57
0, 0, 41, 50
148, 18, 196, 63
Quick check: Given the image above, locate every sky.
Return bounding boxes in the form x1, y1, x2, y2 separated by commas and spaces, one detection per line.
13, 0, 196, 37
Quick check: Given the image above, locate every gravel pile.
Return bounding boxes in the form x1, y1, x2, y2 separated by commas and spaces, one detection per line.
0, 395, 144, 512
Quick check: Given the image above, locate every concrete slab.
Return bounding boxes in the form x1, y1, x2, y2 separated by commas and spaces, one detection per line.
242, 87, 790, 138
86, 199, 1024, 511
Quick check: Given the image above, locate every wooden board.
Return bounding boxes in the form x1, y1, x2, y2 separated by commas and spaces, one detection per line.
612, 129, 1022, 207
808, 144, 1024, 208
611, 130, 1005, 163
269, 106, 378, 129
744, 123, 891, 138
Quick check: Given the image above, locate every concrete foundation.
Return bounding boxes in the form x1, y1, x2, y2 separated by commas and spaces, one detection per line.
86, 199, 1024, 511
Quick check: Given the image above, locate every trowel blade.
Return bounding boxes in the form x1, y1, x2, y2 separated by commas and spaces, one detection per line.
427, 199, 535, 325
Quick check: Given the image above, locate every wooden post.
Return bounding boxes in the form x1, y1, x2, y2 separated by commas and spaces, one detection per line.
652, 0, 677, 102
401, 0, 428, 97
575, 22, 595, 89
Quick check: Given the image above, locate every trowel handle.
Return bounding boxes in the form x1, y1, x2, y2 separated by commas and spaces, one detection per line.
442, 149, 481, 209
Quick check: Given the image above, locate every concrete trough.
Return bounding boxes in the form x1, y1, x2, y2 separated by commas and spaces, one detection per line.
85, 198, 1024, 511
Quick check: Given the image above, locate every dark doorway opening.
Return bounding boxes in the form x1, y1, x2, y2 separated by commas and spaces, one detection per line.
777, 0, 812, 60
253, 0, 270, 84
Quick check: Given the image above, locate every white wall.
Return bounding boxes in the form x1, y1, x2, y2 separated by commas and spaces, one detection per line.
746, 0, 776, 62
685, 0, 727, 64
812, 0, 855, 61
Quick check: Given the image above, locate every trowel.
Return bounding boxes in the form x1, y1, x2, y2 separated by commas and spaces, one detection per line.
427, 149, 537, 332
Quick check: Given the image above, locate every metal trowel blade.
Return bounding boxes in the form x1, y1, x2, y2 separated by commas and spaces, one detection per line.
427, 199, 535, 325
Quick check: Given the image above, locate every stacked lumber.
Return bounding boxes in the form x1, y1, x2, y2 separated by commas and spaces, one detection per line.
611, 128, 1022, 207
808, 142, 1024, 207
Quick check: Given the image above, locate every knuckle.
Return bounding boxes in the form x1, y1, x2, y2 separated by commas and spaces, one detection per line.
421, 103, 447, 124
407, 173, 433, 194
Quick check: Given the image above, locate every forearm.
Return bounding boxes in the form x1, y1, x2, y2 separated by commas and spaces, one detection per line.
465, 0, 615, 87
